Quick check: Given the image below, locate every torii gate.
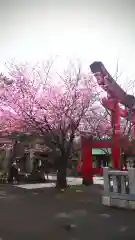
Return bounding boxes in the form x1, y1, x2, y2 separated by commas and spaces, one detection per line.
81, 62, 135, 185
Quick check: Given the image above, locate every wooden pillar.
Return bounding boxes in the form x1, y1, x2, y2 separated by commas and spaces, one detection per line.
26, 149, 34, 173
81, 136, 93, 185
133, 124, 135, 138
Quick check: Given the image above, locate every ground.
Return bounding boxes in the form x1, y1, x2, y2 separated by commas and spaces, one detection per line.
0, 177, 135, 239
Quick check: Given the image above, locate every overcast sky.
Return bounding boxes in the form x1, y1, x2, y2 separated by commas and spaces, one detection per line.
0, 0, 135, 85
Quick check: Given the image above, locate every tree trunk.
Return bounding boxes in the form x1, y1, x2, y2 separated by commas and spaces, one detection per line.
56, 157, 67, 189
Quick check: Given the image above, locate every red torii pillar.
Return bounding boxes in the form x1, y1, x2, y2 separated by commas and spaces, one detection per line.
111, 101, 121, 169
102, 96, 121, 169
81, 136, 93, 185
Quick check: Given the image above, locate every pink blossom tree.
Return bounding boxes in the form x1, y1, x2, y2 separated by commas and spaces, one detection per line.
0, 61, 109, 188
0, 73, 14, 134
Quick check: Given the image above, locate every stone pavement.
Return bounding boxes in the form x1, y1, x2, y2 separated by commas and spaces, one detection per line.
16, 175, 104, 189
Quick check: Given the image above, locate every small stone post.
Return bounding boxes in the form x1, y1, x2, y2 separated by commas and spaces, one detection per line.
103, 167, 109, 195
128, 168, 135, 194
